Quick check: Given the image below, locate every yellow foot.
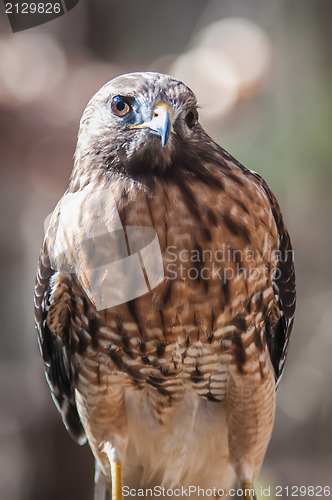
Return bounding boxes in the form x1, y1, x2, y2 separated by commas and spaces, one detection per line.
111, 460, 123, 500
241, 482, 256, 500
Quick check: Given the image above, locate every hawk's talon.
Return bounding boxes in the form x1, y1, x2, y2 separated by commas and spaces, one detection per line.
241, 482, 256, 500
111, 461, 123, 500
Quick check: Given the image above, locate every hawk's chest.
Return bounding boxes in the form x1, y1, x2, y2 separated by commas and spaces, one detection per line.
72, 173, 277, 417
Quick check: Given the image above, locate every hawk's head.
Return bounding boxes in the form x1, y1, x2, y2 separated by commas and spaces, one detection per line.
72, 72, 210, 184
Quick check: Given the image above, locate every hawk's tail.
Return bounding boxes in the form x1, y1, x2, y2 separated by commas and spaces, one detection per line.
94, 462, 112, 500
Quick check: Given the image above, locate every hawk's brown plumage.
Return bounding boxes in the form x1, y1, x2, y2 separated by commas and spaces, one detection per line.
35, 72, 295, 500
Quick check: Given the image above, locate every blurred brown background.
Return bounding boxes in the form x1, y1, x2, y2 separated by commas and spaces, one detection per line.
0, 1, 331, 499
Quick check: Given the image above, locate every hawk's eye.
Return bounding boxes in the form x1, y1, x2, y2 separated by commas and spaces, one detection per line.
185, 108, 198, 129
111, 96, 131, 117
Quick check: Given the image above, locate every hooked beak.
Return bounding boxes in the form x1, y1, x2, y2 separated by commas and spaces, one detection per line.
130, 102, 174, 147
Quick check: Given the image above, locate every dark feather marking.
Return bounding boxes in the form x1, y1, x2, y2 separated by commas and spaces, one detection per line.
203, 277, 209, 294
261, 302, 268, 319
231, 315, 247, 332
191, 364, 202, 383
97, 363, 101, 385
156, 341, 165, 358
139, 340, 146, 353
223, 214, 252, 245
78, 334, 88, 354
191, 238, 206, 287
266, 314, 287, 380
127, 366, 145, 384
232, 247, 244, 267
163, 184, 169, 203
246, 298, 252, 315
117, 316, 124, 334
206, 331, 214, 344
227, 172, 245, 186
236, 200, 250, 215
108, 346, 124, 369
146, 373, 169, 395
232, 334, 246, 372
164, 218, 168, 248
259, 216, 269, 228
146, 196, 155, 228
126, 299, 143, 337
159, 309, 166, 339
162, 279, 173, 305
122, 334, 134, 359
155, 383, 170, 398
204, 205, 218, 227
70, 337, 76, 356
159, 366, 171, 377
70, 296, 77, 313
89, 315, 99, 348
175, 175, 198, 214
175, 174, 212, 242
207, 393, 219, 402
122, 334, 129, 348
254, 327, 263, 350
222, 279, 230, 304
149, 373, 165, 385
253, 292, 263, 310
211, 306, 215, 332
83, 297, 89, 316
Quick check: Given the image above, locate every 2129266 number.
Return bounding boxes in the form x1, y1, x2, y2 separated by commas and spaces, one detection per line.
5, 3, 62, 14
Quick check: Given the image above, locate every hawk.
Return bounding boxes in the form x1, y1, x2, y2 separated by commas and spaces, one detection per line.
35, 72, 296, 500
